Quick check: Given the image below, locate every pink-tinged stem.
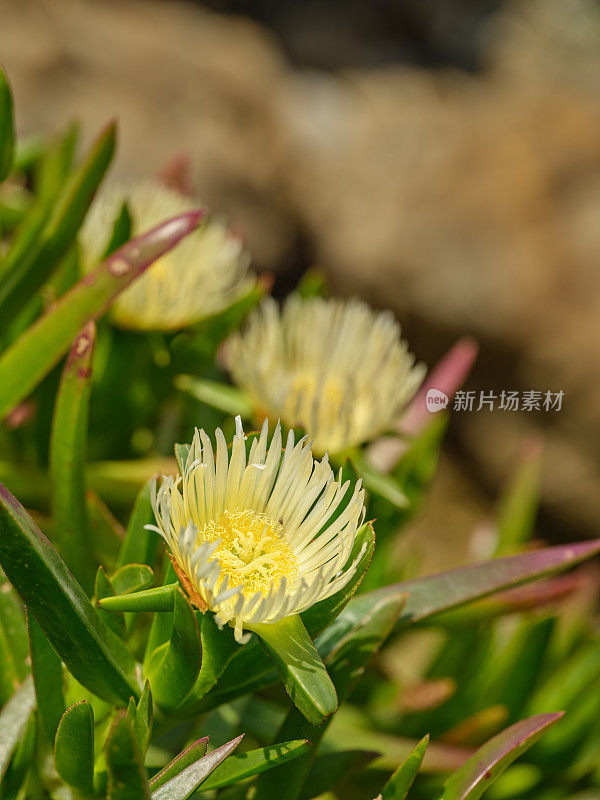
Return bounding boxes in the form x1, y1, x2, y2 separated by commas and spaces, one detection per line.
401, 336, 479, 436
366, 337, 478, 472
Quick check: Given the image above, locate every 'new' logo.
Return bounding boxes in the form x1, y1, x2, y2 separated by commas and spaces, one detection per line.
426, 388, 449, 412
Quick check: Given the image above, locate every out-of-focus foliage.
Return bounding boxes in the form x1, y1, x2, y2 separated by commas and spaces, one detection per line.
0, 68, 599, 800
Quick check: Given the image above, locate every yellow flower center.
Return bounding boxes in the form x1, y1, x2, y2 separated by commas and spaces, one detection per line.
201, 509, 298, 597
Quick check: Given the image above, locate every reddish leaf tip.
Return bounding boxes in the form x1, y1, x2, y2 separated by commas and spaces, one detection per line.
561, 538, 600, 560
0, 480, 20, 511
104, 208, 206, 282
453, 336, 479, 358
158, 152, 195, 196
101, 118, 118, 135
402, 336, 479, 435
137, 207, 206, 244
546, 711, 565, 720
521, 434, 544, 455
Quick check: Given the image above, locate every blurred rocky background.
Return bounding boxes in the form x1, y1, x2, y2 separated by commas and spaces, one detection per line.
2, 0, 599, 570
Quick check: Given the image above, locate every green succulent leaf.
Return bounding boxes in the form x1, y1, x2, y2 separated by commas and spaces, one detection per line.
150, 737, 209, 792
27, 613, 66, 744
0, 638, 16, 708
0, 69, 15, 183
477, 615, 554, 721
151, 735, 243, 800
0, 569, 29, 694
106, 711, 151, 800
102, 200, 132, 259
13, 133, 45, 171
296, 267, 327, 299
528, 642, 600, 719
439, 713, 563, 800
129, 680, 153, 757
87, 489, 127, 565
380, 735, 429, 799
100, 583, 178, 613
54, 701, 95, 795
0, 122, 116, 328
0, 713, 36, 800
0, 209, 203, 419
117, 479, 158, 569
249, 614, 338, 726
0, 677, 35, 781
49, 322, 96, 593
350, 449, 408, 508
392, 414, 448, 511
255, 592, 406, 800
111, 564, 154, 595
96, 566, 126, 637
199, 739, 312, 791
0, 482, 138, 704
324, 591, 406, 703
0, 124, 77, 316
0, 184, 29, 236
148, 589, 201, 710
36, 124, 80, 195
304, 522, 375, 636
536, 692, 600, 770
144, 563, 178, 672
182, 612, 239, 706
175, 375, 253, 419
494, 440, 543, 555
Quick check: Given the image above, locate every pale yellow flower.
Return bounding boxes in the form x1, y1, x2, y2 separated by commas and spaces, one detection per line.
80, 180, 254, 330
148, 417, 366, 643
225, 296, 426, 456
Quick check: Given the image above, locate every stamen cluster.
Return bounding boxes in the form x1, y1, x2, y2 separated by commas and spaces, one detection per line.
149, 417, 366, 642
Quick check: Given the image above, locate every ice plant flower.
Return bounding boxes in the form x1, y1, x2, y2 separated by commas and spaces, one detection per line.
80, 179, 254, 330
224, 296, 426, 456
147, 417, 366, 643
